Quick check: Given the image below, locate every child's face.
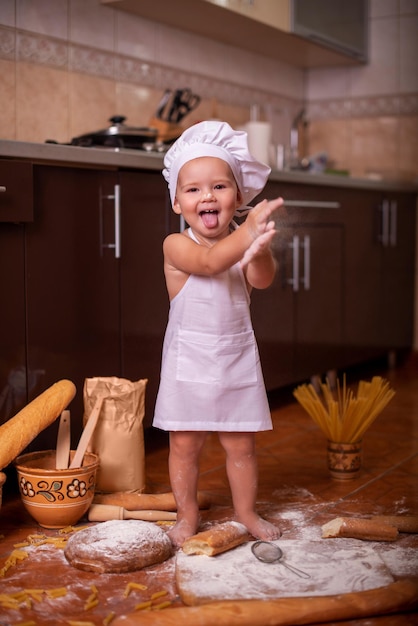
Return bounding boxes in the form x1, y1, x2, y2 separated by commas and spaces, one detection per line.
173, 157, 242, 237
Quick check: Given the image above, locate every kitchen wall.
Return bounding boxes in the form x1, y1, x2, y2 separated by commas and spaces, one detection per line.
1, 0, 418, 346
0, 0, 417, 178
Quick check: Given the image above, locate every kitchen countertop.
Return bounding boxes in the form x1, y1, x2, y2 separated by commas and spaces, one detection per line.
1, 139, 417, 193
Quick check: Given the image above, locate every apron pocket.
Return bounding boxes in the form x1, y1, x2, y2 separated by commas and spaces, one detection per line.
177, 329, 257, 387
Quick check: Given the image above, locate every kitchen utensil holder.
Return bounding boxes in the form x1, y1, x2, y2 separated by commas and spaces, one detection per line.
149, 117, 182, 143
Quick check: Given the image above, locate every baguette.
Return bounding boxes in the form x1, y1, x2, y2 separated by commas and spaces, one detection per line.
93, 490, 211, 512
0, 379, 76, 469
182, 521, 250, 556
371, 515, 418, 533
322, 517, 398, 541
112, 579, 418, 626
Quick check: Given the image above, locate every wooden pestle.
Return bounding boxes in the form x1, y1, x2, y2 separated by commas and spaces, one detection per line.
88, 504, 177, 522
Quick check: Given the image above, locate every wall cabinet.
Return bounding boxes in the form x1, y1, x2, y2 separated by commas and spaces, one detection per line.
101, 0, 366, 67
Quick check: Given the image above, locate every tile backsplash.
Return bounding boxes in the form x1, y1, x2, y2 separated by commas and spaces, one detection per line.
0, 0, 417, 181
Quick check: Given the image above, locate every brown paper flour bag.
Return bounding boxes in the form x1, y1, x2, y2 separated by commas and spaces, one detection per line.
83, 376, 147, 493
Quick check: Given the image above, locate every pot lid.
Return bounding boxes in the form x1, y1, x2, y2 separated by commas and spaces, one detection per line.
73, 116, 158, 140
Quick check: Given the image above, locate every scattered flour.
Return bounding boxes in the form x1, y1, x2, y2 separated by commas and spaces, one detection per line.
176, 538, 394, 605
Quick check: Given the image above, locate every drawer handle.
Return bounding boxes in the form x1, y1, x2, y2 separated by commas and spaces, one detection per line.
0, 186, 6, 192
288, 235, 300, 292
100, 184, 121, 259
283, 200, 340, 209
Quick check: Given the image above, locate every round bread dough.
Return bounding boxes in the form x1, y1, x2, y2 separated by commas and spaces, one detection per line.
64, 520, 172, 573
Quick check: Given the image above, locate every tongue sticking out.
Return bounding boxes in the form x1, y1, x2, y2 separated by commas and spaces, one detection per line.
200, 211, 219, 229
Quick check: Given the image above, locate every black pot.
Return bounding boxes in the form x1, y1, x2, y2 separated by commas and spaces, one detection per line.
69, 116, 158, 149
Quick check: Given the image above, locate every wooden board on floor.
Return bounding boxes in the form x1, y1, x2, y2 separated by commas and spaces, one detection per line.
176, 539, 394, 606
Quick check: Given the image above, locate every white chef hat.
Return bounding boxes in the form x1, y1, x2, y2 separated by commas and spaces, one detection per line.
162, 120, 271, 216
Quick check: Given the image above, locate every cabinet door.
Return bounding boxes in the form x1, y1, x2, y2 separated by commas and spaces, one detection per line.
0, 160, 33, 222
294, 224, 344, 380
343, 188, 383, 364
26, 165, 121, 450
379, 192, 416, 350
252, 222, 343, 389
344, 188, 416, 363
119, 169, 178, 427
0, 223, 27, 425
251, 234, 295, 390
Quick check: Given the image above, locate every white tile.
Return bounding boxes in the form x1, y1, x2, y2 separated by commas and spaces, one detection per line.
69, 0, 115, 51
17, 0, 68, 39
261, 58, 304, 100
155, 22, 194, 72
400, 14, 418, 92
116, 11, 156, 61
188, 33, 226, 80
306, 67, 350, 101
349, 16, 399, 97
369, 0, 398, 18
223, 44, 257, 88
0, 0, 15, 27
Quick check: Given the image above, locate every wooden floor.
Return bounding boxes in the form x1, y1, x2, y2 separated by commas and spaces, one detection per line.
1, 352, 417, 624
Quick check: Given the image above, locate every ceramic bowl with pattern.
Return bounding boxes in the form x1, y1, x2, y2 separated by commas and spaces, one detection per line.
14, 450, 99, 528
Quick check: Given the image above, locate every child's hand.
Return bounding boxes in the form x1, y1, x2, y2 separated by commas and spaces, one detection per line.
241, 228, 276, 268
246, 197, 283, 241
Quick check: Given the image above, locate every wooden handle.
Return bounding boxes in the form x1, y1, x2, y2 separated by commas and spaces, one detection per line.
1, 380, 76, 470
88, 504, 177, 522
70, 397, 103, 468
56, 410, 71, 469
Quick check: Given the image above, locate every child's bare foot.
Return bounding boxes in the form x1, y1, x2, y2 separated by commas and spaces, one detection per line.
167, 516, 199, 548
236, 512, 281, 540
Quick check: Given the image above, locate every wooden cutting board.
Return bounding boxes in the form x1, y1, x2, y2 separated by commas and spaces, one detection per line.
176, 539, 394, 606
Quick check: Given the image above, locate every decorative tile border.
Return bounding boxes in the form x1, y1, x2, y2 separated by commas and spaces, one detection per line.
308, 94, 418, 120
1, 26, 417, 120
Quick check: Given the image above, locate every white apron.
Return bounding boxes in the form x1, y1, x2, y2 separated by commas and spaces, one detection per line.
153, 228, 272, 432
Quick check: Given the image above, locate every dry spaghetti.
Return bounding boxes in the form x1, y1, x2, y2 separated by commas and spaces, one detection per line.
293, 375, 395, 442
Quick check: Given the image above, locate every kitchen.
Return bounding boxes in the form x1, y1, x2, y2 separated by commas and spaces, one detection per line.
1, 1, 418, 624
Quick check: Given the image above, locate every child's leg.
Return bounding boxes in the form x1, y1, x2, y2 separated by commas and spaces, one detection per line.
218, 432, 281, 540
167, 430, 207, 547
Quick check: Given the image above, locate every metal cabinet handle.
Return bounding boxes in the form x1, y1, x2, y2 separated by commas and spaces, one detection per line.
301, 235, 310, 290
379, 199, 390, 246
288, 235, 300, 292
100, 184, 121, 258
379, 199, 397, 247
0, 186, 6, 192
283, 200, 340, 209
389, 200, 397, 247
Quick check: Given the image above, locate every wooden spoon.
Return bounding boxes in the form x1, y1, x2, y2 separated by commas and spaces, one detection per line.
69, 397, 103, 468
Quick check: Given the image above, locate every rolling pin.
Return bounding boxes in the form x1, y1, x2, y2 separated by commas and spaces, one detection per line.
0, 379, 76, 469
88, 504, 177, 522
93, 490, 211, 511
112, 579, 418, 626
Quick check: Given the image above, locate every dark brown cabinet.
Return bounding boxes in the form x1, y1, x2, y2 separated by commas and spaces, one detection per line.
0, 160, 178, 451
0, 223, 27, 425
25, 166, 121, 448
1, 154, 416, 450
0, 160, 33, 223
252, 182, 344, 389
343, 187, 416, 365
